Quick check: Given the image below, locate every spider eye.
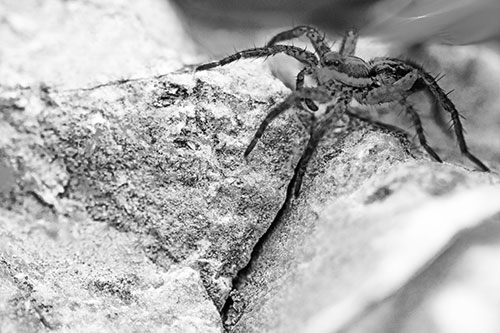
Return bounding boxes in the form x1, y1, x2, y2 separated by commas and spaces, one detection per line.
325, 59, 341, 67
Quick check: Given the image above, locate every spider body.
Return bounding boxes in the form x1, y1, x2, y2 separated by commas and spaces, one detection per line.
196, 26, 489, 196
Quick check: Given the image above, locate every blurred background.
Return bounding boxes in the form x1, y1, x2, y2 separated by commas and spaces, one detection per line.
170, 0, 500, 53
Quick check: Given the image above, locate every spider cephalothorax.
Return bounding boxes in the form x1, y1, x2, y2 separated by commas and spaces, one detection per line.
196, 26, 489, 196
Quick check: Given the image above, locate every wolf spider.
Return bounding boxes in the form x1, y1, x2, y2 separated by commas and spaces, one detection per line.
196, 26, 489, 196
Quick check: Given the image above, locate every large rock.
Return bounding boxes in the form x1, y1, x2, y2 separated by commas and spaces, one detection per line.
0, 59, 300, 331
226, 158, 500, 332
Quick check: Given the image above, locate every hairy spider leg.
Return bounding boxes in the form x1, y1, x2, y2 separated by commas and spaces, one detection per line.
370, 58, 452, 138
346, 110, 410, 137
406, 63, 490, 171
417, 88, 452, 137
405, 103, 443, 162
266, 25, 335, 111
266, 28, 358, 111
296, 29, 360, 111
423, 71, 490, 171
292, 125, 323, 197
411, 77, 453, 138
196, 45, 318, 71
339, 29, 359, 56
266, 25, 331, 60
296, 67, 319, 111
244, 87, 332, 158
293, 98, 351, 196
347, 105, 442, 162
370, 58, 489, 171
362, 70, 444, 162
427, 73, 454, 137
365, 70, 419, 104
428, 94, 453, 137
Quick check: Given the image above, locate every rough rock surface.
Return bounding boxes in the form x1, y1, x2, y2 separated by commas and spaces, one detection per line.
1, 209, 222, 332
226, 160, 500, 332
0, 0, 296, 331
0, 61, 300, 331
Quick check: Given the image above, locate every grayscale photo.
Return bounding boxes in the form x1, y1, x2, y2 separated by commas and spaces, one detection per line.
1, 0, 500, 332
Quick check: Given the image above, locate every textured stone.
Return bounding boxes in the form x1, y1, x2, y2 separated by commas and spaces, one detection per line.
0, 209, 222, 332
0, 57, 300, 322
228, 161, 500, 332
0, 0, 197, 88
0, 0, 299, 330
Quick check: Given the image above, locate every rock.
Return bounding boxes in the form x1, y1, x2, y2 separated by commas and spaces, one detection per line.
0, 0, 302, 330
227, 159, 500, 332
0, 0, 197, 88
0, 210, 222, 332
0, 58, 303, 331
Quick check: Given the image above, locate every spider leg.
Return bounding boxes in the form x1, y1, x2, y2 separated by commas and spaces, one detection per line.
352, 98, 443, 162
371, 57, 450, 136
365, 70, 419, 104
370, 57, 489, 171
361, 69, 444, 161
419, 88, 452, 137
296, 67, 319, 111
346, 109, 410, 137
339, 29, 359, 56
196, 45, 318, 71
428, 93, 452, 137
419, 69, 490, 171
411, 82, 453, 138
292, 123, 323, 197
245, 87, 332, 158
404, 103, 443, 162
266, 25, 331, 59
293, 98, 350, 197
